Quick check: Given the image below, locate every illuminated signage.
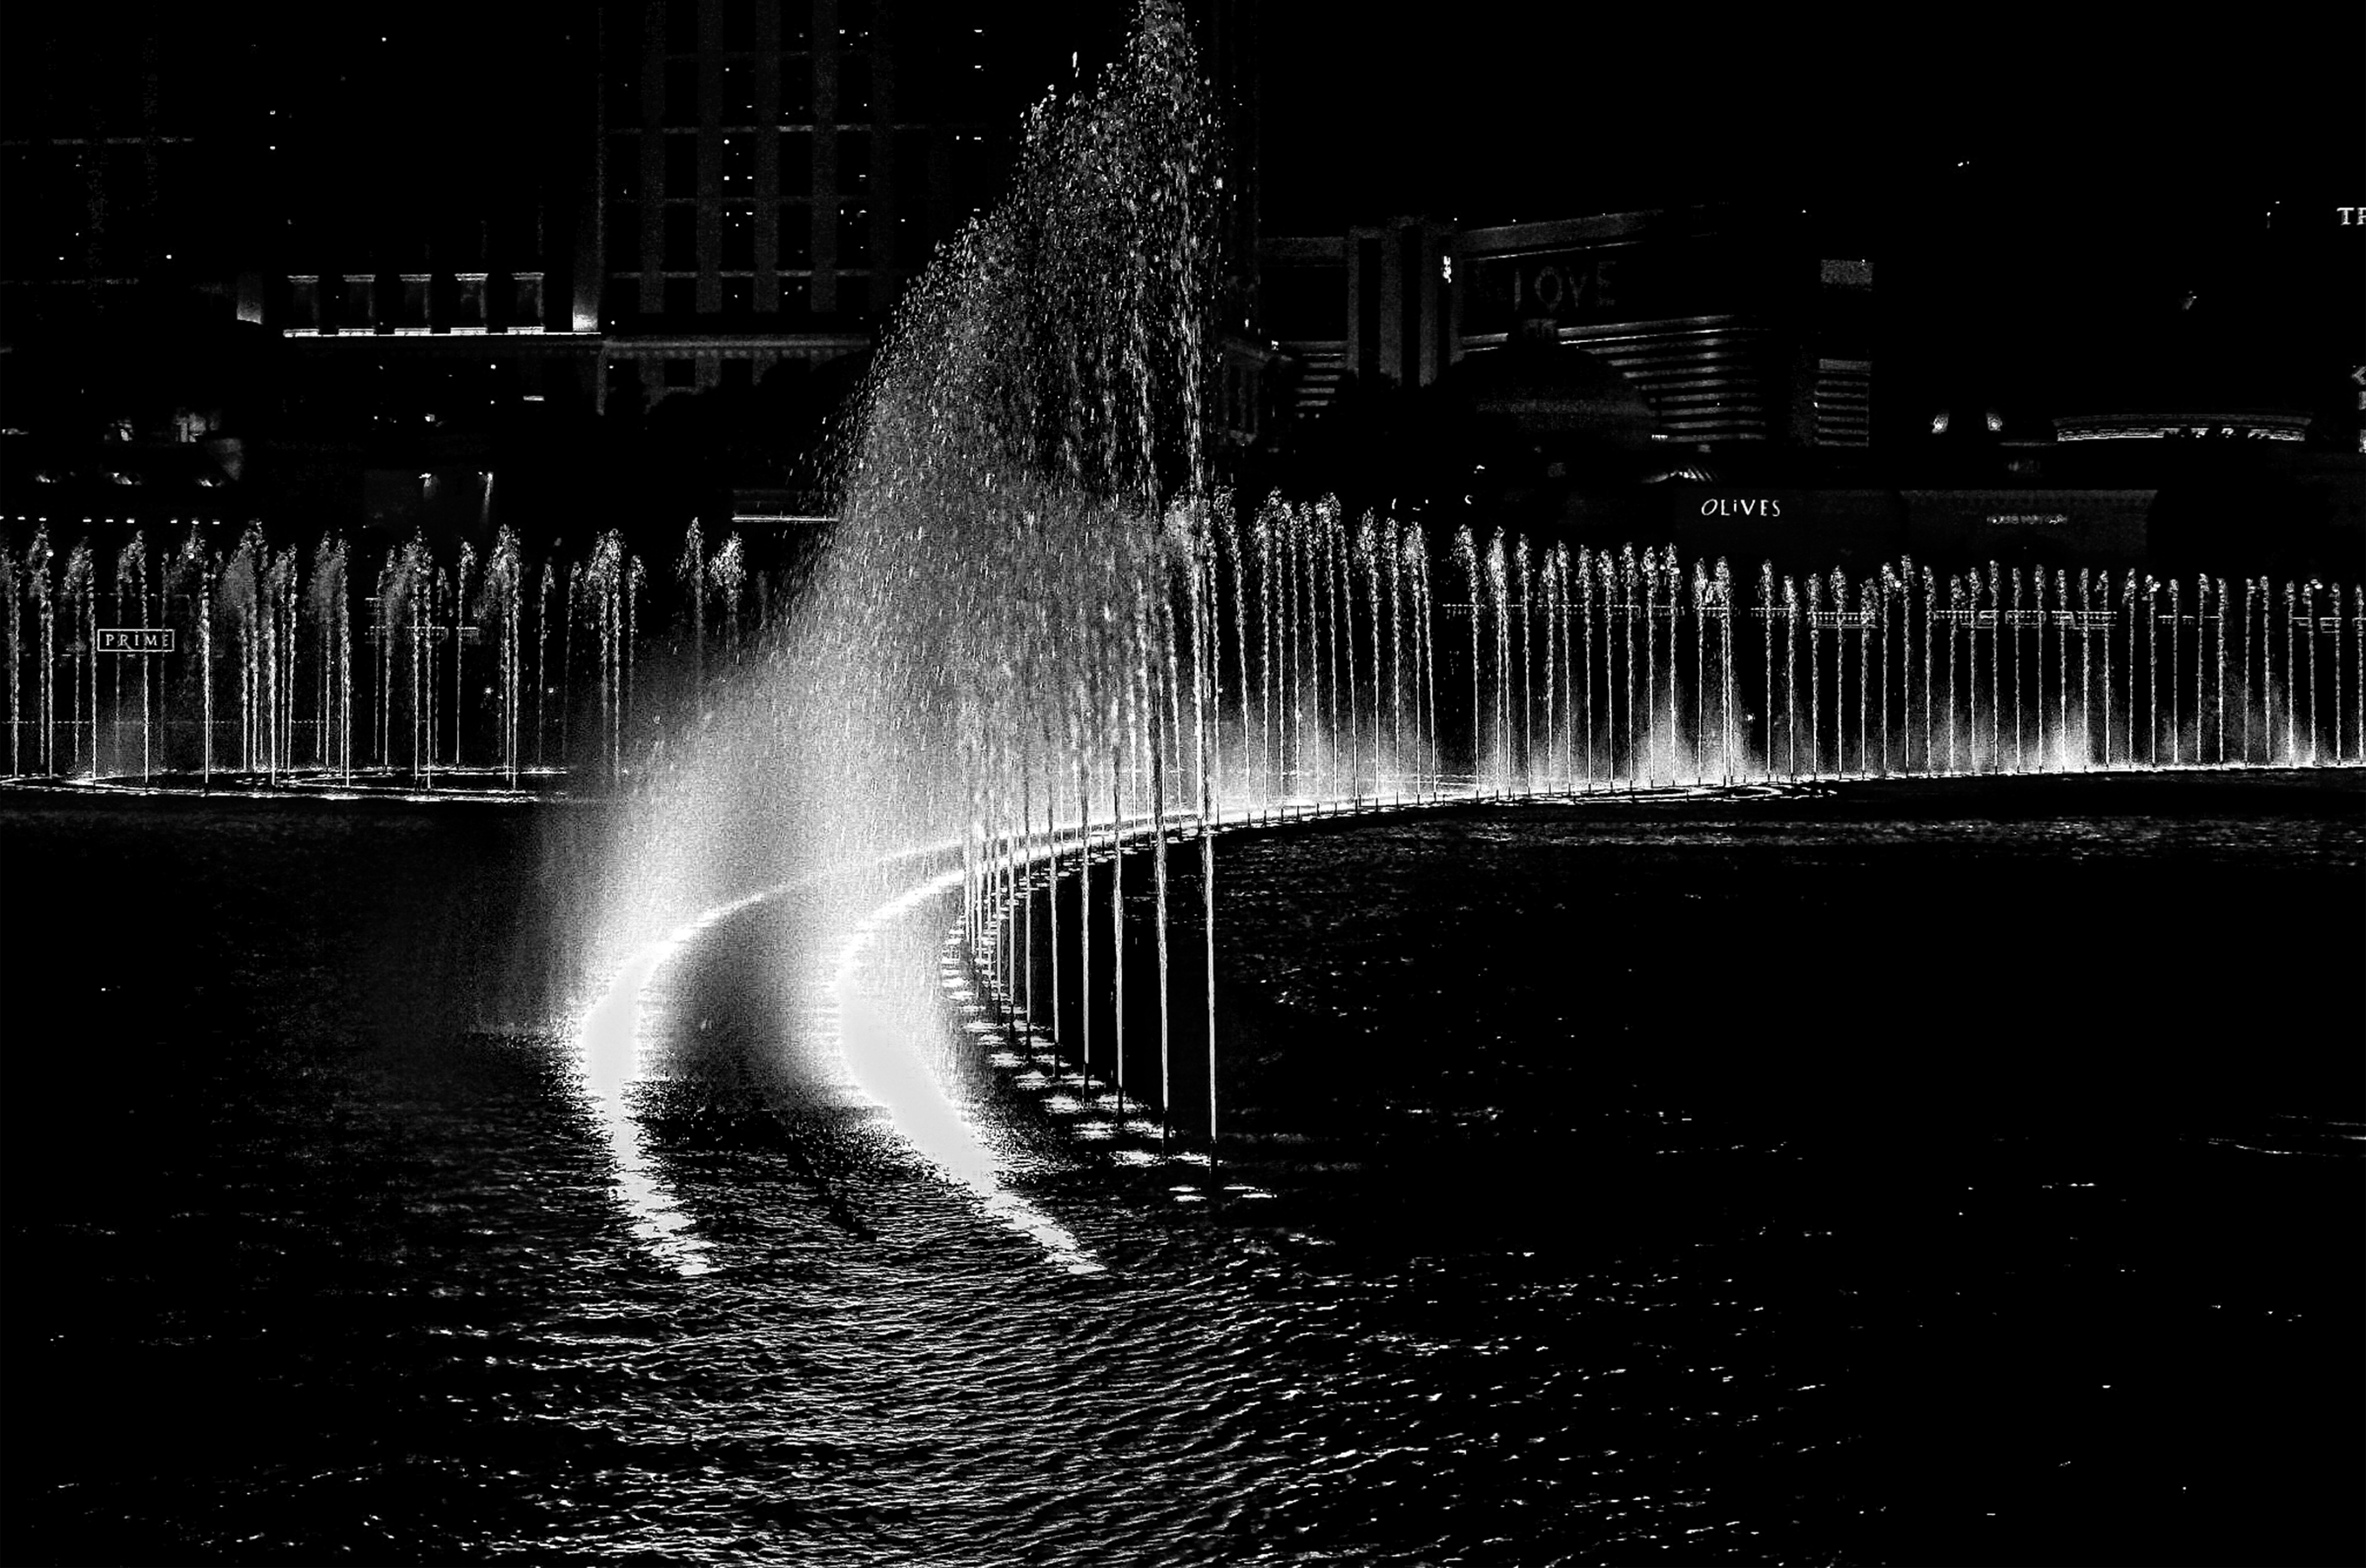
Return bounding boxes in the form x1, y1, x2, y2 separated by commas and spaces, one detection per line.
1984, 514, 2070, 527
1699, 497, 1783, 518
97, 628, 175, 652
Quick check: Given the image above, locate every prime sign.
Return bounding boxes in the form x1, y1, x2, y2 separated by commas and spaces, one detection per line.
96, 629, 175, 653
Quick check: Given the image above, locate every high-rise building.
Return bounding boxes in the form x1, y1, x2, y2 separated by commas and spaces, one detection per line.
592, 0, 1124, 413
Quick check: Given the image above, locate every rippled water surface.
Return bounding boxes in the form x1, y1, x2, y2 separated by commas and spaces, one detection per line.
4, 775, 2360, 1565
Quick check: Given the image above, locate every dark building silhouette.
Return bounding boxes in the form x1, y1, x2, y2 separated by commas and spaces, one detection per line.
4, 3, 2352, 573
1, 1, 1257, 540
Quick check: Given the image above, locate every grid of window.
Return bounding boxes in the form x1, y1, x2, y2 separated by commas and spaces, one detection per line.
603, 8, 1010, 329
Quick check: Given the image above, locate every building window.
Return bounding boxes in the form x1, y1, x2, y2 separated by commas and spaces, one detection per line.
894, 129, 931, 196
778, 204, 813, 268
607, 137, 641, 200
720, 62, 755, 125
779, 130, 813, 196
721, 276, 755, 320
663, 277, 696, 318
289, 276, 320, 330
606, 206, 641, 272
952, 135, 999, 211
664, 358, 695, 389
663, 205, 698, 269
341, 275, 374, 330
838, 54, 873, 122
456, 273, 488, 328
777, 276, 812, 326
512, 273, 543, 327
838, 0, 873, 45
607, 66, 643, 129
780, 60, 813, 123
720, 0, 755, 51
838, 131, 871, 196
605, 359, 645, 413
837, 203, 869, 265
894, 211, 930, 269
665, 1, 698, 53
665, 135, 698, 197
722, 136, 755, 191
664, 60, 699, 126
721, 206, 756, 268
398, 273, 430, 329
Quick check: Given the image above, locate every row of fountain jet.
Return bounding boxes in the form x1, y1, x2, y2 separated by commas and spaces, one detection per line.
5, 509, 2360, 795
0, 519, 777, 787
911, 499, 2364, 1140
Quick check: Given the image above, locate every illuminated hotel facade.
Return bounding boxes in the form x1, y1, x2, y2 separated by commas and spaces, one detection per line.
1262, 207, 1875, 450
1250, 203, 2361, 571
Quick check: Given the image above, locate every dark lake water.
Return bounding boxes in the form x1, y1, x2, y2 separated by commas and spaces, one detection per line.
3, 774, 2360, 1565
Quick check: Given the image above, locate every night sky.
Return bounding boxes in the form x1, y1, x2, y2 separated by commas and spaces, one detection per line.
1255, 6, 2365, 233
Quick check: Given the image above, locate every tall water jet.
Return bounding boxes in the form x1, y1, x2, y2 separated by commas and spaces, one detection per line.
2, 544, 19, 777
175, 529, 212, 783
1782, 573, 1799, 778
1912, 565, 1930, 771
115, 535, 151, 780
577, 1, 1227, 1230
1487, 530, 1509, 792
1806, 571, 1824, 778
62, 543, 94, 777
1456, 526, 1480, 787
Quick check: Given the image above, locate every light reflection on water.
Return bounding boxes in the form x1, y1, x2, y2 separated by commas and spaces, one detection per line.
5, 782, 2361, 1565
573, 890, 784, 1278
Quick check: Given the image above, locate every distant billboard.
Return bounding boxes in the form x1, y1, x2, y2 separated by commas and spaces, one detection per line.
1462, 231, 1780, 336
